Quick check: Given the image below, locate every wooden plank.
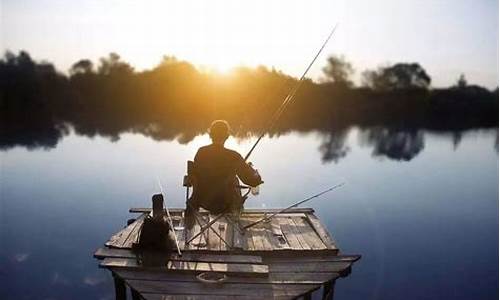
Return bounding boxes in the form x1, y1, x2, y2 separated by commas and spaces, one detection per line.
269, 261, 352, 273
241, 213, 307, 218
114, 269, 339, 285
250, 227, 265, 251
215, 216, 231, 250
94, 248, 138, 260
245, 229, 255, 251
186, 213, 208, 250
167, 261, 268, 275
305, 213, 338, 250
277, 217, 302, 250
265, 255, 361, 264
123, 217, 146, 249
101, 258, 268, 276
94, 248, 264, 264
221, 218, 234, 251
237, 218, 257, 250
286, 217, 311, 250
262, 221, 281, 251
262, 221, 279, 251
130, 208, 314, 214
270, 272, 339, 284
142, 295, 278, 300
141, 293, 307, 300
232, 223, 245, 250
244, 218, 273, 251
207, 215, 221, 251
173, 214, 185, 250
292, 216, 327, 250
172, 253, 264, 265
253, 227, 273, 251
129, 208, 185, 215
126, 280, 317, 298
106, 214, 146, 249
268, 218, 290, 250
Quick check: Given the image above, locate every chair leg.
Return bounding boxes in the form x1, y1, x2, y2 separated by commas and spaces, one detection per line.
186, 211, 225, 244
185, 205, 232, 248
225, 213, 244, 234
193, 212, 232, 248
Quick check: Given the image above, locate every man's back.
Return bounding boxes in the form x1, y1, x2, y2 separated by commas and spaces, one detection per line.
192, 144, 261, 213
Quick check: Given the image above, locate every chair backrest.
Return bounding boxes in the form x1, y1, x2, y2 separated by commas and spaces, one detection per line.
183, 160, 196, 187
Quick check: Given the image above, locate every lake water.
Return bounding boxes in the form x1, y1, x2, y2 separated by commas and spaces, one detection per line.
0, 128, 498, 300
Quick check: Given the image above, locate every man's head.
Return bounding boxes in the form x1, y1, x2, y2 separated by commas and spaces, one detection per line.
209, 120, 230, 144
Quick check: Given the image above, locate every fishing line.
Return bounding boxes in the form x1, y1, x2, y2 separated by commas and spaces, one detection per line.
242, 182, 345, 230
157, 177, 182, 256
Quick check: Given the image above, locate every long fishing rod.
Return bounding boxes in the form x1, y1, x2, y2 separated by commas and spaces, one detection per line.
157, 178, 182, 256
244, 23, 339, 162
242, 182, 345, 230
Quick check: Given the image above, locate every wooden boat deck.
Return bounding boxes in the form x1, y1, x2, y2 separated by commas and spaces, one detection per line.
106, 208, 338, 252
95, 208, 361, 300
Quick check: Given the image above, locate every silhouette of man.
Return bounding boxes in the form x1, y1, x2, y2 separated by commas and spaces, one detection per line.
187, 120, 263, 215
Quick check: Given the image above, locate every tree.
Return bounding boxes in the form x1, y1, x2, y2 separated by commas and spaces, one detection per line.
70, 59, 94, 76
322, 55, 354, 87
456, 73, 467, 89
362, 63, 431, 91
97, 53, 133, 76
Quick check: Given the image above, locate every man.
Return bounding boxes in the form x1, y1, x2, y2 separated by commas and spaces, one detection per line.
187, 120, 263, 215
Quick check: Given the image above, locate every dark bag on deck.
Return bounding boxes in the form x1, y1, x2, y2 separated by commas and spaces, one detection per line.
133, 215, 173, 252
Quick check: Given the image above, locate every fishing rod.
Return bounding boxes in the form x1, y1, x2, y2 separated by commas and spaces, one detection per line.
242, 182, 345, 230
234, 77, 294, 138
244, 23, 339, 162
157, 178, 182, 256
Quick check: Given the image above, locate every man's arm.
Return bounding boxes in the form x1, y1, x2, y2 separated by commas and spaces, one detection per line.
235, 155, 263, 187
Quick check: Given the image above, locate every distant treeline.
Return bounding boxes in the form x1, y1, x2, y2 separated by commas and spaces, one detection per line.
1, 51, 498, 155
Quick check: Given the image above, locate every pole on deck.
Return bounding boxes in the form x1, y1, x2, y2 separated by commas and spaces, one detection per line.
131, 289, 141, 300
322, 279, 336, 300
112, 273, 126, 300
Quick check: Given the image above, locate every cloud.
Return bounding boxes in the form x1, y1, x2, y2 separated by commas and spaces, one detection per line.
13, 253, 30, 263
83, 276, 106, 286
51, 272, 70, 286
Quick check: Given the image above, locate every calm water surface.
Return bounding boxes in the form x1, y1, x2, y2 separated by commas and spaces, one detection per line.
0, 128, 498, 299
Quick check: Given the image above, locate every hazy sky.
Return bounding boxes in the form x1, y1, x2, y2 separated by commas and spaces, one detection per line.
1, 0, 498, 88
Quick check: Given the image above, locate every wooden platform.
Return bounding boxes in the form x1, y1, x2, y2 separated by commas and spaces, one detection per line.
106, 208, 338, 252
95, 208, 361, 300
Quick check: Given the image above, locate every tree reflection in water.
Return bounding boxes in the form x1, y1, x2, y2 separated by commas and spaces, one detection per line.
2, 121, 498, 164
318, 128, 350, 163
359, 127, 424, 161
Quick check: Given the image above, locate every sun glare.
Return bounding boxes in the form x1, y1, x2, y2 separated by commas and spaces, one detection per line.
201, 61, 239, 75
185, 133, 253, 158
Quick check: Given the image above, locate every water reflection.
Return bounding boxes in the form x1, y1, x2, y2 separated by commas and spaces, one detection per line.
0, 121, 68, 151
318, 128, 351, 163
1, 121, 498, 164
1, 127, 497, 300
359, 128, 424, 161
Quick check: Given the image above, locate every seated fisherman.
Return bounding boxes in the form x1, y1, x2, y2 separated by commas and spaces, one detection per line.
186, 120, 263, 215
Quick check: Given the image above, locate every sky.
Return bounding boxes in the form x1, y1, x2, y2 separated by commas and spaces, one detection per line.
1, 0, 498, 88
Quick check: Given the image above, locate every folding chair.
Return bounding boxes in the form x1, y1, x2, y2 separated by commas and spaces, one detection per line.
183, 160, 251, 249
